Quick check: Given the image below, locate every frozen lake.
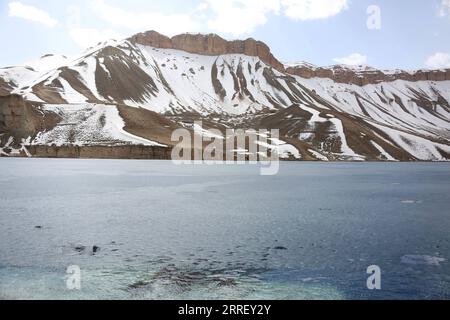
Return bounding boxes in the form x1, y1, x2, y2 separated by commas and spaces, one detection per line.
1, 159, 449, 299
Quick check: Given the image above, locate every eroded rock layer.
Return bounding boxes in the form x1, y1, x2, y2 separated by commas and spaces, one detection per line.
129, 31, 285, 72
286, 64, 450, 86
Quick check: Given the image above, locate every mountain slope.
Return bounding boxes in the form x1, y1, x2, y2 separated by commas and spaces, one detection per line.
1, 31, 450, 161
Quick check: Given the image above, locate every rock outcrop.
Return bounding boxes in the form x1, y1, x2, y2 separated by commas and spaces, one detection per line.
0, 94, 60, 144
0, 78, 13, 96
286, 64, 450, 86
129, 31, 450, 85
129, 31, 284, 72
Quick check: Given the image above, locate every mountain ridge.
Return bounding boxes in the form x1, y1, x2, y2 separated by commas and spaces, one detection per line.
128, 30, 285, 72
130, 30, 450, 85
2, 30, 449, 89
286, 63, 450, 86
1, 30, 450, 162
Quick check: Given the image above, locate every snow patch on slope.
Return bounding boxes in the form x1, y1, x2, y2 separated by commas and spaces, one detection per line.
371, 122, 450, 161
32, 104, 166, 147
370, 140, 397, 161
308, 149, 329, 161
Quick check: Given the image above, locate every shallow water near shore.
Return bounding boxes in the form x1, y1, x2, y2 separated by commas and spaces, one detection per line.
1, 159, 450, 299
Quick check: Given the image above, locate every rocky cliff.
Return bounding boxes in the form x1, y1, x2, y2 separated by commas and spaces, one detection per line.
0, 95, 60, 144
129, 30, 285, 72
128, 31, 450, 86
0, 79, 13, 96
286, 64, 450, 86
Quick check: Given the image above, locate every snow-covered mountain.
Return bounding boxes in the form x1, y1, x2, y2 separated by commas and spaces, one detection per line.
1, 31, 450, 161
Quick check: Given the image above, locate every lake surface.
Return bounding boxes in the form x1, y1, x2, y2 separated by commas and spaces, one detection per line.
1, 159, 450, 300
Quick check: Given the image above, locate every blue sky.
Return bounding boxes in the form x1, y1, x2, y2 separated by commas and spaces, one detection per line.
1, 0, 450, 70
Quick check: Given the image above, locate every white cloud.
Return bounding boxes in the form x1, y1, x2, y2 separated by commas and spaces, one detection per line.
333, 53, 367, 66
196, 2, 209, 11
8, 1, 58, 27
439, 0, 450, 17
281, 0, 348, 20
89, 0, 200, 36
69, 28, 123, 49
205, 0, 280, 36
425, 52, 450, 69
204, 0, 349, 36
80, 0, 350, 38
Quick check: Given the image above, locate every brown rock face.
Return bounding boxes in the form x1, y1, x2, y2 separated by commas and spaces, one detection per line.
130, 30, 172, 49
129, 31, 449, 85
171, 33, 228, 55
286, 65, 450, 86
129, 31, 284, 72
0, 78, 13, 96
0, 94, 60, 143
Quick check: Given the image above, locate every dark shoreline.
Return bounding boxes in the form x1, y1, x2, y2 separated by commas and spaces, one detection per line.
2, 144, 172, 160
1, 154, 449, 163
